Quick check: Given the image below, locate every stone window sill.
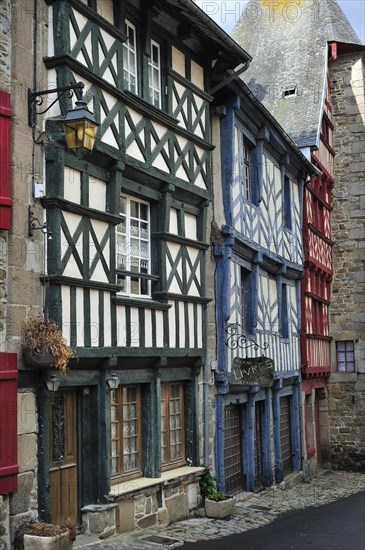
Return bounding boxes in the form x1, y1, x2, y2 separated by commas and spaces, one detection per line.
109, 466, 205, 498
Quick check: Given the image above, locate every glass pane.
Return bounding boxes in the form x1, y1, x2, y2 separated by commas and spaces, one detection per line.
131, 278, 139, 294
338, 352, 346, 361
337, 342, 345, 351
140, 203, 148, 220
123, 405, 129, 420
347, 362, 355, 372
111, 458, 118, 475
130, 200, 138, 218
124, 456, 130, 471
338, 362, 346, 372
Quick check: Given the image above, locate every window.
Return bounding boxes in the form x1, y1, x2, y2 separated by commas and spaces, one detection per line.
110, 385, 141, 478
123, 21, 138, 93
149, 40, 161, 108
116, 195, 151, 296
283, 176, 292, 230
281, 283, 289, 339
161, 383, 185, 469
242, 141, 252, 201
241, 267, 253, 333
336, 341, 355, 373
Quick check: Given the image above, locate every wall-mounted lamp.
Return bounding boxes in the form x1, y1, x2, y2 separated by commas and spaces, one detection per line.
28, 206, 53, 239
28, 81, 99, 156
46, 374, 61, 393
106, 373, 120, 396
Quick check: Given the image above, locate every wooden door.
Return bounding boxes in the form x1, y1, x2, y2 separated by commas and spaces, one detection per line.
224, 405, 244, 494
254, 401, 264, 489
280, 396, 292, 476
49, 390, 78, 525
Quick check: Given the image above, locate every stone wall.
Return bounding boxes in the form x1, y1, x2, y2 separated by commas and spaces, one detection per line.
328, 51, 365, 471
114, 475, 202, 534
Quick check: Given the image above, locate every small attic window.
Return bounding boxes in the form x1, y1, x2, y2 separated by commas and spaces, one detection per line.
283, 86, 297, 98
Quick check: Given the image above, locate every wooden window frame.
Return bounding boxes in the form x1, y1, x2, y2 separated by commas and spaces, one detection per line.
110, 385, 142, 480
116, 194, 151, 297
149, 39, 162, 108
123, 20, 138, 94
336, 341, 355, 373
161, 383, 185, 470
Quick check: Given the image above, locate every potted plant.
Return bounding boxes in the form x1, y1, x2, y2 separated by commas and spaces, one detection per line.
22, 316, 76, 374
14, 520, 76, 550
200, 470, 235, 519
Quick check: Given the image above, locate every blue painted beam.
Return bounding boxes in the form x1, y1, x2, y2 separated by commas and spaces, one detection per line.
272, 389, 284, 483
263, 388, 273, 486
291, 380, 302, 471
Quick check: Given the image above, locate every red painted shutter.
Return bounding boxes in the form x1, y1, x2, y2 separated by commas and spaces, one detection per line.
0, 90, 12, 230
0, 353, 18, 494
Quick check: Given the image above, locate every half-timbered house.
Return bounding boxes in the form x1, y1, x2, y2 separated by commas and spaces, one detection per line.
211, 79, 316, 493
7, 0, 253, 539
232, 0, 364, 477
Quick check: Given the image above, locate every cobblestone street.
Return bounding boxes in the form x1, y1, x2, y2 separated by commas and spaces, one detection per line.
74, 471, 365, 549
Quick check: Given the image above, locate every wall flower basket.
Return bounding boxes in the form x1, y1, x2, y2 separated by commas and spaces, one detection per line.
22, 316, 76, 374
14, 520, 75, 550
23, 348, 57, 369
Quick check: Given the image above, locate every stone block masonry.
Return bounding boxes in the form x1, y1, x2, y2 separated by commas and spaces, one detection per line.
329, 51, 365, 472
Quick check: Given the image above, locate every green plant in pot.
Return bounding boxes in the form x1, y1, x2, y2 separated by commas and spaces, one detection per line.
200, 470, 235, 519
22, 316, 76, 374
14, 519, 76, 550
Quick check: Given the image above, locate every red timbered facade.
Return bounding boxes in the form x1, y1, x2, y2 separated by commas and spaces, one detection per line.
301, 76, 334, 470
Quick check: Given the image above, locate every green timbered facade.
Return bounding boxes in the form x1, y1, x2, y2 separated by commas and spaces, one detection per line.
32, 0, 251, 534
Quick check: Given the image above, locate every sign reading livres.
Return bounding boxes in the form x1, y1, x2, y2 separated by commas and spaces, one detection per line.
230, 356, 275, 387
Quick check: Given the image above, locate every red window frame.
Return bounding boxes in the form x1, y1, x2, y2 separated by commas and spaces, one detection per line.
336, 341, 355, 373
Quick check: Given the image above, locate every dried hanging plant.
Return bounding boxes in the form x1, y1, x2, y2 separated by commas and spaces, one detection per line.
22, 316, 76, 375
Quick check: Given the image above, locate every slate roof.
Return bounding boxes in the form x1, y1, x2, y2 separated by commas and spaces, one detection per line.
232, 0, 364, 149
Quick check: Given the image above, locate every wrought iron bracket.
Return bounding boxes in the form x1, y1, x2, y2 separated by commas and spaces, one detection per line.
28, 81, 85, 128
225, 323, 269, 353
28, 206, 53, 238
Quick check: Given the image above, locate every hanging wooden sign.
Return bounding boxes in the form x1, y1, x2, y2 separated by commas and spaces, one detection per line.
230, 356, 275, 387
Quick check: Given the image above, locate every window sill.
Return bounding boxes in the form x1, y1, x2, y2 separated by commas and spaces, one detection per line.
109, 465, 205, 498
112, 296, 172, 310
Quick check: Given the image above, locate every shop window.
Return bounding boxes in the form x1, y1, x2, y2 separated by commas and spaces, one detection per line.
110, 385, 142, 478
161, 383, 185, 469
336, 341, 355, 373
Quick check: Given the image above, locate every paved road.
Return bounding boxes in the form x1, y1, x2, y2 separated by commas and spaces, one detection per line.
182, 491, 365, 550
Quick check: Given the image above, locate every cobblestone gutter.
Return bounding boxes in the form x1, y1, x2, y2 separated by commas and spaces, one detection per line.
74, 470, 365, 549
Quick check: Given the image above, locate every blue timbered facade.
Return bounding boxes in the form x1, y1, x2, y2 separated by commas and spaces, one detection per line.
211, 84, 316, 493
23, 0, 251, 534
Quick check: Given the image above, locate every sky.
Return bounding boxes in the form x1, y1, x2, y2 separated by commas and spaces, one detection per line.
195, 1, 365, 44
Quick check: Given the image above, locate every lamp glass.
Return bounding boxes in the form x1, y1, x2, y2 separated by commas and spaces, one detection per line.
107, 373, 120, 391
63, 99, 99, 156
46, 375, 61, 393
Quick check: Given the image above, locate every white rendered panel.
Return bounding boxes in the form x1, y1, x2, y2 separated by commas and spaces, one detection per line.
168, 301, 176, 347
116, 305, 126, 346
48, 6, 55, 57
104, 293, 112, 347
172, 46, 185, 76
191, 61, 204, 89
144, 309, 153, 348
188, 303, 195, 347
47, 69, 61, 118
179, 302, 185, 348
185, 213, 197, 240
76, 287, 84, 346
64, 167, 81, 203
61, 286, 71, 346
156, 310, 164, 347
167, 242, 182, 294
89, 177, 106, 210
90, 289, 99, 347
169, 209, 178, 235
197, 305, 202, 348
130, 307, 139, 347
